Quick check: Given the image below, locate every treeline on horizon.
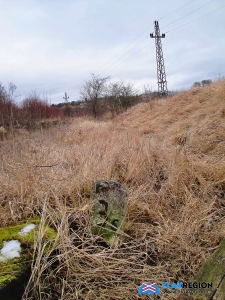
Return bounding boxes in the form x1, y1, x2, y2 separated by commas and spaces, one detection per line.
52, 74, 179, 119
0, 82, 65, 131
0, 78, 155, 130
1, 74, 201, 131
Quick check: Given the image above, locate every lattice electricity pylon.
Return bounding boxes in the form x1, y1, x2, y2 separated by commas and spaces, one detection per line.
63, 92, 69, 104
150, 21, 168, 97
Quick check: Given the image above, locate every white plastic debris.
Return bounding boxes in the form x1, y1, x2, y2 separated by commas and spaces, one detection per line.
0, 240, 21, 262
18, 224, 36, 236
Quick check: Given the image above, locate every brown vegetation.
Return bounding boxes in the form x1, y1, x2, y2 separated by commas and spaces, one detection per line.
0, 84, 64, 133
0, 79, 225, 299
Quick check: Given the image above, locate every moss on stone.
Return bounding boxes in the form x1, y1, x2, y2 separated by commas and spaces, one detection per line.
0, 218, 40, 247
0, 218, 56, 291
215, 276, 225, 300
191, 238, 225, 299
0, 258, 26, 288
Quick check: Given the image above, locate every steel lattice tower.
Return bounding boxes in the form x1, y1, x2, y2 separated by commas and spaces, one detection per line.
63, 92, 69, 104
150, 21, 168, 97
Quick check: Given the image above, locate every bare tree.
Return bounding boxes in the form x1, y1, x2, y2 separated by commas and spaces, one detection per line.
80, 74, 110, 118
140, 83, 157, 101
142, 83, 153, 95
0, 82, 18, 128
192, 80, 212, 88
201, 79, 212, 87
192, 82, 201, 88
106, 81, 137, 117
7, 82, 17, 102
106, 81, 124, 116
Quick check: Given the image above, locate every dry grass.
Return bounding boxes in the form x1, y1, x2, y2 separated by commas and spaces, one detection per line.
1, 79, 225, 299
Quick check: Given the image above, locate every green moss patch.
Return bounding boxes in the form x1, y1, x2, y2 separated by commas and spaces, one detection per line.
191, 238, 225, 299
0, 218, 56, 290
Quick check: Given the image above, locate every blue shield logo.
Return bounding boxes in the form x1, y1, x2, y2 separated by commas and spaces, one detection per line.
138, 282, 160, 294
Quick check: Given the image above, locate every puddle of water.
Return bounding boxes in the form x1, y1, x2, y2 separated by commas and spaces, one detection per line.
0, 240, 21, 262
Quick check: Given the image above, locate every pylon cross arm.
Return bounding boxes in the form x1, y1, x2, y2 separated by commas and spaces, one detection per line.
150, 35, 165, 38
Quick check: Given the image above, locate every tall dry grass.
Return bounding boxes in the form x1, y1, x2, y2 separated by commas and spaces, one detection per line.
0, 79, 225, 299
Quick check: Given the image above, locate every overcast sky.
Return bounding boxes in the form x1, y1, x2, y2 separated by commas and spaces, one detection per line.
0, 0, 224, 104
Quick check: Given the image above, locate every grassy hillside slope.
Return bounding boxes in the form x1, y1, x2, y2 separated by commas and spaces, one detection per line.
0, 79, 225, 299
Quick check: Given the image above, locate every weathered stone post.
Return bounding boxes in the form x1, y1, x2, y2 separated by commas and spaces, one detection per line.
90, 180, 128, 248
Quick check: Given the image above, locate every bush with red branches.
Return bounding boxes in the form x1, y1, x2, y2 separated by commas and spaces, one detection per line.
0, 83, 63, 131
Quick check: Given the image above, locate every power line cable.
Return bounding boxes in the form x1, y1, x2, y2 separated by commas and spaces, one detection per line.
99, 36, 149, 76
92, 27, 152, 76
161, 0, 216, 29
98, 0, 217, 77
91, 34, 151, 78
99, 3, 224, 78
158, 0, 196, 21
94, 0, 199, 76
105, 43, 151, 76
165, 4, 225, 33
